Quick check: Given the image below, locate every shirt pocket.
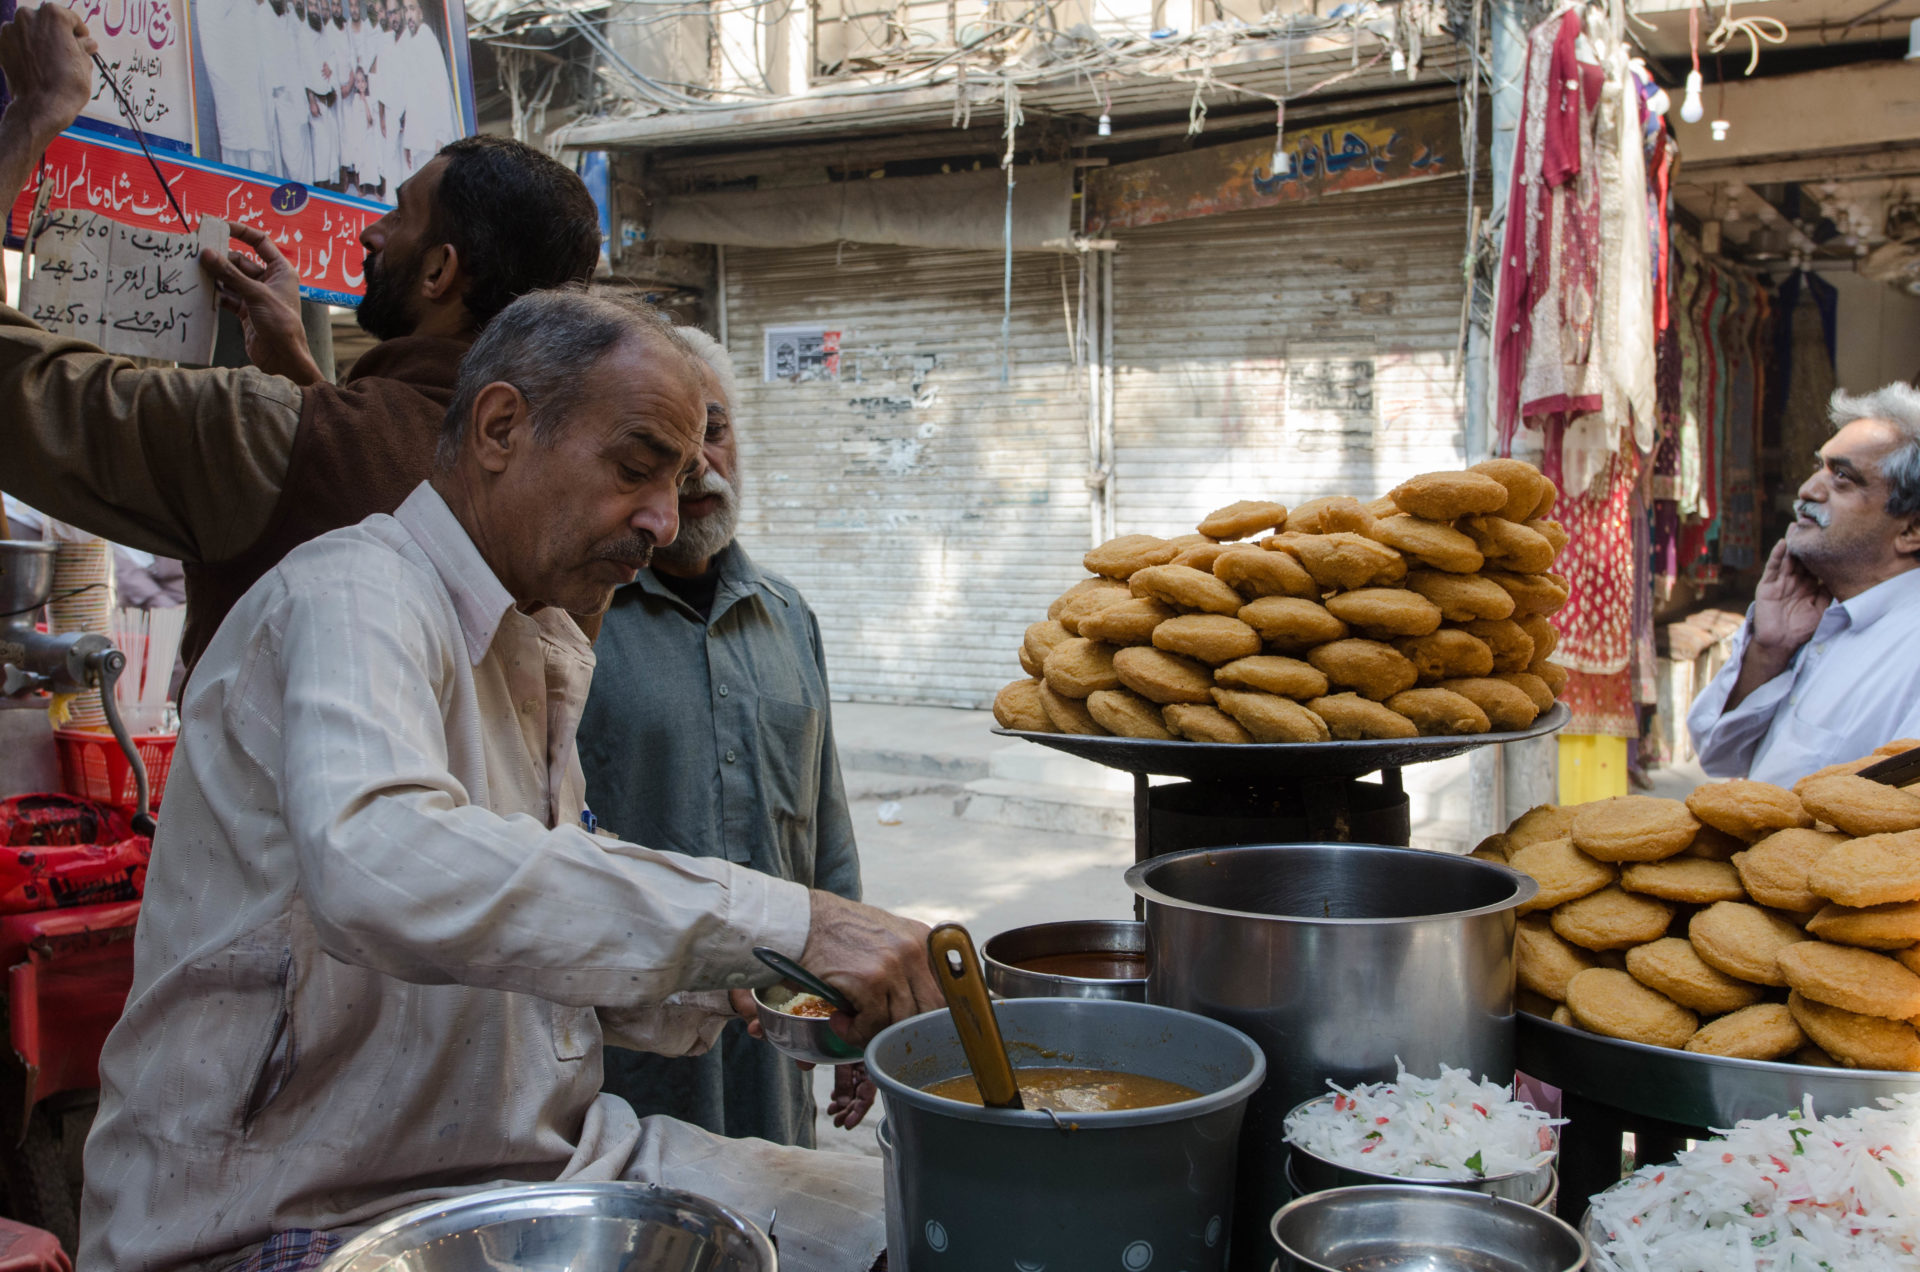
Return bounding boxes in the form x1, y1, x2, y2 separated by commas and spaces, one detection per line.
756, 696, 823, 882
550, 1000, 598, 1063
183, 911, 297, 1133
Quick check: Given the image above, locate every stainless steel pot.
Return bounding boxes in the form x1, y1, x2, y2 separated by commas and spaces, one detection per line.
981, 918, 1148, 1001
318, 1182, 776, 1272
867, 997, 1265, 1272
1271, 1185, 1587, 1272
1127, 842, 1536, 1272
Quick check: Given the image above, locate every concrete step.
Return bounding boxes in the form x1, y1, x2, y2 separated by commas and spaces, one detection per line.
955, 778, 1132, 840
840, 769, 964, 801
830, 702, 999, 782
986, 742, 1132, 791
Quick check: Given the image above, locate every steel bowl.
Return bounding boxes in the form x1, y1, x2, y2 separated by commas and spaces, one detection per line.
1285, 1157, 1558, 1214
1284, 1095, 1557, 1207
318, 1181, 776, 1272
753, 984, 862, 1065
1270, 1184, 1587, 1272
981, 919, 1148, 1001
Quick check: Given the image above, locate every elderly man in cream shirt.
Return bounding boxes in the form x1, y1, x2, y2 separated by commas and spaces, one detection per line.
79, 291, 941, 1272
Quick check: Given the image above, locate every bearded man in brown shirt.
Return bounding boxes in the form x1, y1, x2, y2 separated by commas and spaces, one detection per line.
0, 5, 599, 675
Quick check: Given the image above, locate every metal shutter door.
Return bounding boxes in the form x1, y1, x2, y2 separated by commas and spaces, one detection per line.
1109, 182, 1471, 536
725, 240, 1093, 707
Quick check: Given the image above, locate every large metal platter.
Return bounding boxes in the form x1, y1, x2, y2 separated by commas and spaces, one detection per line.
994, 702, 1570, 780
1518, 1011, 1920, 1129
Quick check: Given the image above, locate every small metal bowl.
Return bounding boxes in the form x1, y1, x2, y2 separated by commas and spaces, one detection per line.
1271, 1185, 1587, 1272
319, 1181, 775, 1272
981, 919, 1149, 1001
753, 984, 862, 1065
1285, 1095, 1558, 1208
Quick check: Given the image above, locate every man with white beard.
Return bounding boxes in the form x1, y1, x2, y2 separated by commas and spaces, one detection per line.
370, 0, 407, 185
395, 0, 455, 176
578, 329, 874, 1150
265, 0, 313, 181
196, 0, 274, 172
302, 0, 344, 188
340, 0, 382, 194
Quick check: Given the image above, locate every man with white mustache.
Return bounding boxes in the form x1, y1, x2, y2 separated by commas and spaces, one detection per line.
1689, 384, 1920, 785
577, 328, 873, 1148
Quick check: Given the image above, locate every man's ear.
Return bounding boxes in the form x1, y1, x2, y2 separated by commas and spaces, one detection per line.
419, 242, 461, 305
1897, 513, 1920, 560
467, 381, 526, 475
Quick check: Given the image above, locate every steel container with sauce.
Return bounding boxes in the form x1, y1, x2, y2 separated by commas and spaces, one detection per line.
1127, 842, 1536, 1272
867, 997, 1265, 1271
981, 919, 1149, 1001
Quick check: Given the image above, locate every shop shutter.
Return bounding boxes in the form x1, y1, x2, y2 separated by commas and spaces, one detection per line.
1109, 182, 1473, 536
724, 240, 1094, 707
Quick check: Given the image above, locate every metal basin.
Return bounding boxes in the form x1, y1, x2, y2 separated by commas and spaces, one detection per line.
981, 919, 1148, 1001
1128, 843, 1536, 1271
319, 1182, 776, 1272
1271, 1185, 1586, 1272
1284, 1095, 1557, 1208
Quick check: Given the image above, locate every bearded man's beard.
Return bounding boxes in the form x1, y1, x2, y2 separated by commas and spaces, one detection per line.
654, 468, 742, 572
355, 247, 420, 340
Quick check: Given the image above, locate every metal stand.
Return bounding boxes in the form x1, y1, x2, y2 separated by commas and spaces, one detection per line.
1553, 1091, 1698, 1225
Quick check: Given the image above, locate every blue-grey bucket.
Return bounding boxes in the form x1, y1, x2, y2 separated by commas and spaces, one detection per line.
866, 997, 1267, 1272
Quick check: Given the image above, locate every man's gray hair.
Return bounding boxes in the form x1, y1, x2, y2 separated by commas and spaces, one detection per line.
1830, 383, 1920, 520
437, 289, 691, 470
676, 326, 739, 422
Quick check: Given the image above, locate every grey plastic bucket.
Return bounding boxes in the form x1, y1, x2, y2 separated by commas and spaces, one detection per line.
867, 997, 1266, 1272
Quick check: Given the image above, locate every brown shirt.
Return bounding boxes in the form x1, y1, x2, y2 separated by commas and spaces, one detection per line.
0, 303, 468, 670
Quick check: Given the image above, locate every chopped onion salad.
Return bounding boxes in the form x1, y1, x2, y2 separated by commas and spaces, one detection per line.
1282, 1063, 1563, 1181
1588, 1095, 1920, 1272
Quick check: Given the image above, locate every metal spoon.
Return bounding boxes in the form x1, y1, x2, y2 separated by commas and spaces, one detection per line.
751, 946, 854, 1013
928, 923, 1024, 1110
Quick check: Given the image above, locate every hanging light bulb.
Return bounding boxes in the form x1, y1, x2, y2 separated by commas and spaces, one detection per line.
1391, 46, 1406, 73
1681, 6, 1705, 123
1680, 70, 1705, 123
1711, 118, 1730, 141
1097, 112, 1111, 137
1271, 101, 1289, 175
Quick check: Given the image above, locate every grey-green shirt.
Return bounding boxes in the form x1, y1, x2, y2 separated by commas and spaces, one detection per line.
578, 542, 860, 1147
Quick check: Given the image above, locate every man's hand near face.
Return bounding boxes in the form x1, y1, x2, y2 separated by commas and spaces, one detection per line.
1726, 540, 1832, 711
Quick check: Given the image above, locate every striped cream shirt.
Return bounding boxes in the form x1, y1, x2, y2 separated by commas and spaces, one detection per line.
79, 483, 813, 1272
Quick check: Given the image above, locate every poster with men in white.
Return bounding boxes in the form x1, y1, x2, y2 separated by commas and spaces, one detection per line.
191, 0, 466, 198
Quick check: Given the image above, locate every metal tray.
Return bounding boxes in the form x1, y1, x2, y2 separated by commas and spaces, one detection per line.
994, 702, 1570, 780
1518, 1011, 1920, 1129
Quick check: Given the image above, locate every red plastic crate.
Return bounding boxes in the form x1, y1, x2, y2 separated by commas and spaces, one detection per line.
53, 731, 175, 812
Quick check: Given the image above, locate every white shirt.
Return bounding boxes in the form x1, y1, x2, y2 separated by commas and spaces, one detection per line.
80, 483, 812, 1272
198, 0, 273, 153
398, 26, 457, 169
1688, 567, 1920, 786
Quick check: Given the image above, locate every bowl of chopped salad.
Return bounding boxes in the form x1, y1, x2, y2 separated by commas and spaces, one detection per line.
1283, 1064, 1565, 1208
1581, 1094, 1920, 1272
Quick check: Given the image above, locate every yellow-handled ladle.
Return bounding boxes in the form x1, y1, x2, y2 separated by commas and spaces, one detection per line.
927, 923, 1024, 1111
